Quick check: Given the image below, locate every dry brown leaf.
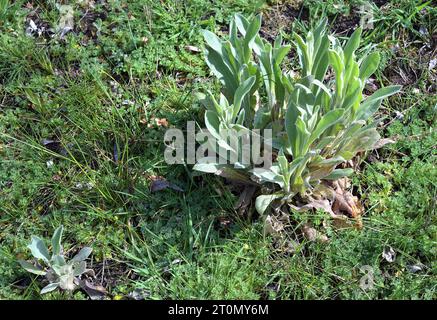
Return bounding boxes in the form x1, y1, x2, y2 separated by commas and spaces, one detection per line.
142, 117, 169, 128
155, 118, 169, 127
289, 199, 339, 219
301, 223, 329, 243
331, 218, 355, 229
332, 179, 364, 229
264, 215, 285, 236
234, 185, 256, 214
283, 239, 300, 254
78, 279, 107, 300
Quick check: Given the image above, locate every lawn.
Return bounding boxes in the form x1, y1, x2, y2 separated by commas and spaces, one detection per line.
0, 0, 435, 300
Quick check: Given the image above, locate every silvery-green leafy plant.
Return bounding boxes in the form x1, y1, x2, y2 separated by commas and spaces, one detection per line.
18, 225, 93, 294
199, 14, 294, 130
195, 15, 401, 216
195, 14, 294, 178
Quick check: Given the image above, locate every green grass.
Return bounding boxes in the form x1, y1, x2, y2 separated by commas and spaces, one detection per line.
0, 0, 435, 299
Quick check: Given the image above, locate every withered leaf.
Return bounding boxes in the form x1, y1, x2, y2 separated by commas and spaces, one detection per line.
289, 199, 339, 219
301, 223, 329, 243
234, 185, 256, 215
78, 279, 107, 300
332, 179, 364, 229
264, 215, 285, 236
